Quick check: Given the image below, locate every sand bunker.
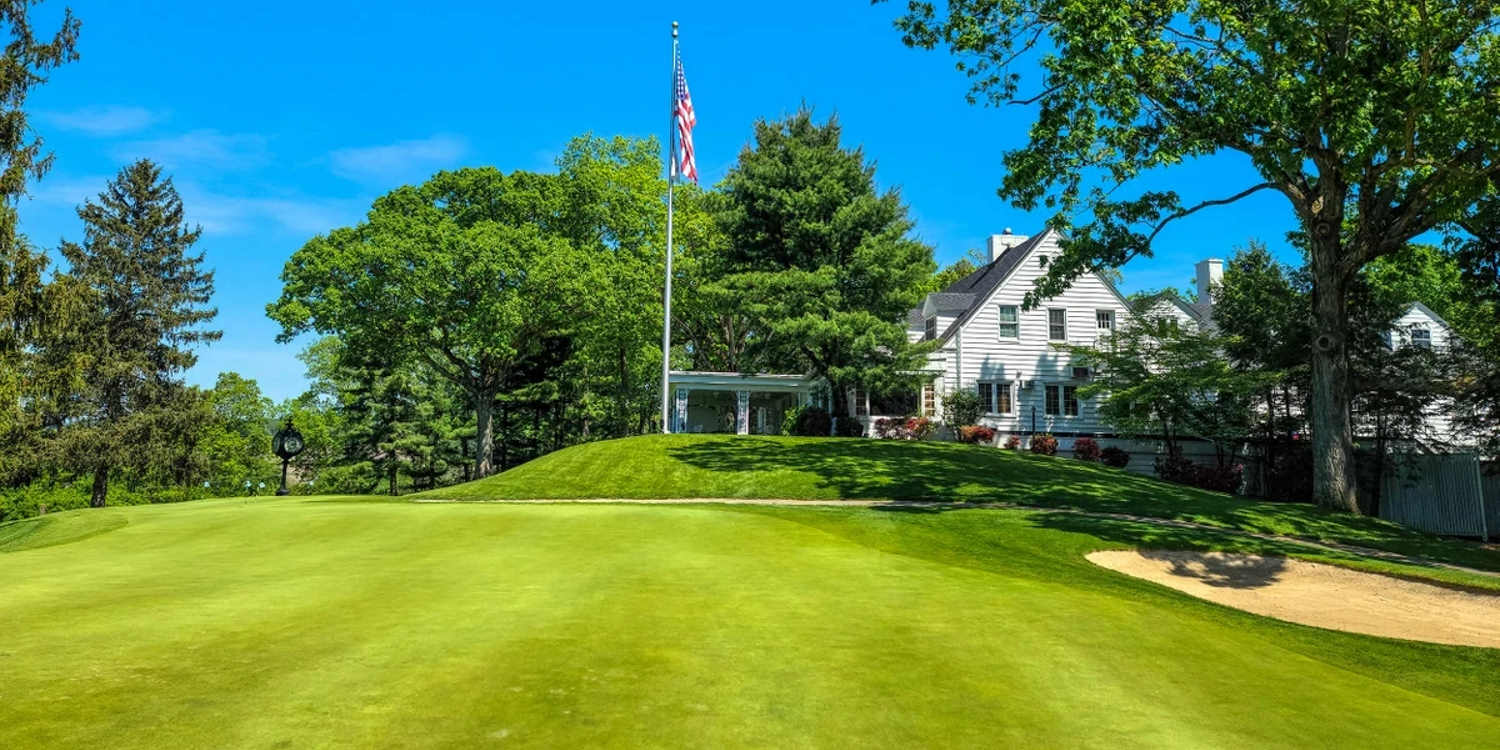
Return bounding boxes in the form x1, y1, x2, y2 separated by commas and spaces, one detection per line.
1088, 549, 1500, 649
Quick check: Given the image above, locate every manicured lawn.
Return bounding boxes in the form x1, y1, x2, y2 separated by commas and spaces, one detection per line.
2, 496, 1497, 748
418, 434, 1500, 575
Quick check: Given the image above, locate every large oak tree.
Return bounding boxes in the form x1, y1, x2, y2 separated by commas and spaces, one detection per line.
892, 0, 1500, 510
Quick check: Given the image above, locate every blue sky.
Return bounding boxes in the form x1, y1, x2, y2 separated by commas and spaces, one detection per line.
20, 1, 1297, 401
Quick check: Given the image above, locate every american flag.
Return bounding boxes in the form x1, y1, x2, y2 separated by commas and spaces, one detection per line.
673, 55, 697, 184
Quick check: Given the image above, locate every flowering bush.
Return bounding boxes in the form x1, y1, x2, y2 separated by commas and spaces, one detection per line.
1029, 433, 1058, 455
904, 416, 935, 441
1072, 437, 1102, 461
1003, 435, 1022, 450
957, 425, 996, 444
873, 416, 934, 440
1100, 446, 1131, 468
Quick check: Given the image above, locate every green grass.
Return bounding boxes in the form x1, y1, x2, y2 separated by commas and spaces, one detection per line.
2, 496, 1497, 748
419, 434, 1500, 576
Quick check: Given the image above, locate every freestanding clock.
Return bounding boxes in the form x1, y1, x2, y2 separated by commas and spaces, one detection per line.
271, 418, 307, 496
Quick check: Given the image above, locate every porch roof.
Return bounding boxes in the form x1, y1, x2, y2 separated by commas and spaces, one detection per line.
668, 370, 818, 391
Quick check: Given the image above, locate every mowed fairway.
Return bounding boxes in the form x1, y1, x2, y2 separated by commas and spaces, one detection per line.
3, 497, 1498, 748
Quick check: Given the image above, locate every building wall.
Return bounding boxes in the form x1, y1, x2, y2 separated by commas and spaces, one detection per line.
947, 232, 1134, 435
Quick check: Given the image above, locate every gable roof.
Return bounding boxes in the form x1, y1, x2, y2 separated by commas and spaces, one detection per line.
925, 231, 1049, 342
1403, 301, 1453, 331
1130, 291, 1203, 322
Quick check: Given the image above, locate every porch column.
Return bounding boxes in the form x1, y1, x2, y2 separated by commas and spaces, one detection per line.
736, 390, 750, 435
673, 387, 689, 433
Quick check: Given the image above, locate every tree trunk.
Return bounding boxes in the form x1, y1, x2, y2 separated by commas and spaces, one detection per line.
388, 464, 398, 496
475, 392, 495, 477
90, 465, 109, 508
1309, 244, 1359, 512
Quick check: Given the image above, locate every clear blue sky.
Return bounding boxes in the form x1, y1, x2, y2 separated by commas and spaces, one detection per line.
20, 1, 1296, 401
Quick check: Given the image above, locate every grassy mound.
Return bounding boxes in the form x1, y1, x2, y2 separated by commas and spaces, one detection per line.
2, 497, 1496, 747
418, 434, 1500, 575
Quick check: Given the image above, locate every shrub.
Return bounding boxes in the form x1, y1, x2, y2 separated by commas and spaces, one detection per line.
783, 406, 832, 437
1029, 433, 1058, 455
943, 389, 983, 430
1003, 435, 1022, 450
1072, 437, 1102, 461
1155, 454, 1243, 494
957, 425, 996, 444
1100, 446, 1131, 468
834, 415, 866, 437
873, 416, 934, 440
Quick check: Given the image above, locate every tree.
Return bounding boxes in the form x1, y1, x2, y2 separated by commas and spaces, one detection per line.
894, 2, 1500, 511
1069, 313, 1270, 466
270, 167, 593, 478
714, 109, 936, 413
0, 1, 79, 481
58, 160, 220, 507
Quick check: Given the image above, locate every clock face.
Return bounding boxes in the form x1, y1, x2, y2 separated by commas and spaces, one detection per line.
284, 435, 304, 454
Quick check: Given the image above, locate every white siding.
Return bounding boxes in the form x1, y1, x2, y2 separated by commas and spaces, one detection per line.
948, 231, 1133, 435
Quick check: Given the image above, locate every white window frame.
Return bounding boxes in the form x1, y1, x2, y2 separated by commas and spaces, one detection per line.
995, 381, 1013, 414
1044, 384, 1061, 416
1063, 385, 1080, 416
997, 305, 1019, 339
1096, 310, 1114, 331
1409, 325, 1432, 349
1048, 308, 1068, 341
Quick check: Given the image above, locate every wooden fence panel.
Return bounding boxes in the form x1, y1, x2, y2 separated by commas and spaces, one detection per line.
1380, 454, 1489, 540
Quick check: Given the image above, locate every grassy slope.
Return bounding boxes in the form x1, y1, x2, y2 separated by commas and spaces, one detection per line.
418, 434, 1500, 579
2, 498, 1496, 749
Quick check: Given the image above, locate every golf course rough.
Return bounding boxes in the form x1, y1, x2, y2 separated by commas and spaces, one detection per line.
2, 496, 1497, 748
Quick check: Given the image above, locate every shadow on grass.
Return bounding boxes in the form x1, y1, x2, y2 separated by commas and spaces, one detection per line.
668, 437, 1500, 572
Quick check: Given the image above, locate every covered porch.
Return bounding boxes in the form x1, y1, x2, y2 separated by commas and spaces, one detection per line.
668, 371, 822, 435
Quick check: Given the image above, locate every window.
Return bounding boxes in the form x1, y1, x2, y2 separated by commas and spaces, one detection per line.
1063, 385, 1080, 416
977, 381, 1012, 414
1072, 366, 1091, 380
922, 382, 936, 416
1048, 308, 1068, 341
997, 305, 1019, 338
924, 316, 937, 340
851, 387, 869, 417
1044, 385, 1061, 416
1410, 326, 1432, 349
1096, 310, 1114, 330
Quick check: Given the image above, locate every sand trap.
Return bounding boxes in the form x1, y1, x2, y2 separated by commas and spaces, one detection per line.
1088, 549, 1500, 649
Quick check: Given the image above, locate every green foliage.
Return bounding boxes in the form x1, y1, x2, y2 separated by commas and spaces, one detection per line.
708, 109, 936, 410
53, 160, 220, 507
1100, 446, 1130, 468
942, 389, 983, 428
1069, 316, 1272, 461
0, 1, 80, 483
781, 405, 831, 437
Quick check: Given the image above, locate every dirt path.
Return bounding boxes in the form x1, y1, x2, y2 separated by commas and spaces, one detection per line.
413, 496, 1500, 580
1088, 549, 1500, 648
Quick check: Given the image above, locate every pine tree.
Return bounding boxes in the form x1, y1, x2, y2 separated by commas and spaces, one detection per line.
58, 159, 220, 507
714, 109, 935, 414
0, 2, 79, 482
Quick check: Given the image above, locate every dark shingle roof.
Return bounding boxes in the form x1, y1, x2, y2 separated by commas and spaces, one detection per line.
918, 232, 1048, 342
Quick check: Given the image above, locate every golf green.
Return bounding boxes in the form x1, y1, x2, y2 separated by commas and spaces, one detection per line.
2, 497, 1496, 747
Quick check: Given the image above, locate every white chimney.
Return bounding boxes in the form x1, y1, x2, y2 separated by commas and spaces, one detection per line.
987, 227, 1030, 262
1195, 258, 1224, 321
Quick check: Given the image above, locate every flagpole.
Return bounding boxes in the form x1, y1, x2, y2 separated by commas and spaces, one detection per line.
660, 21, 678, 434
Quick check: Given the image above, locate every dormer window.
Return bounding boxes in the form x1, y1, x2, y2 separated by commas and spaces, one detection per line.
924, 316, 937, 340
1410, 326, 1431, 349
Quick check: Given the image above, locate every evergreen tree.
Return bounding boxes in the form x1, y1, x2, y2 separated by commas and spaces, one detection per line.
58, 160, 220, 507
714, 110, 936, 413
0, 1, 79, 482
